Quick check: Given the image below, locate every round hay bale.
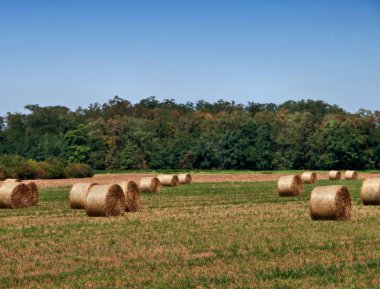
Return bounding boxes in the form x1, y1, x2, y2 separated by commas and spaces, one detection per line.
301, 172, 317, 184
24, 181, 39, 206
310, 185, 351, 220
85, 184, 126, 217
3, 179, 21, 184
345, 170, 358, 180
69, 183, 97, 209
178, 173, 192, 185
118, 181, 141, 212
328, 171, 341, 180
157, 175, 179, 187
361, 178, 380, 205
278, 175, 303, 197
139, 177, 160, 193
0, 182, 33, 209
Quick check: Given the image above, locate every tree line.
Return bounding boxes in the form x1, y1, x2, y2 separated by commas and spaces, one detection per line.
0, 96, 379, 178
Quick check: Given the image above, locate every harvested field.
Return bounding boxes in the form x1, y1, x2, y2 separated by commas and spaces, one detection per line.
3, 172, 380, 188
1, 178, 380, 288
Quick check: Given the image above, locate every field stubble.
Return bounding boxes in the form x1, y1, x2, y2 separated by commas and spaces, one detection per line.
0, 179, 380, 288
3, 172, 379, 189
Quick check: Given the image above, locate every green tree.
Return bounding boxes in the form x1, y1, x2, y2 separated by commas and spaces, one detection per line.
308, 121, 365, 169
64, 125, 91, 163
120, 141, 140, 169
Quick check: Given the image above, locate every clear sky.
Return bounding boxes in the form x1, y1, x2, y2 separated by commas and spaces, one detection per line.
0, 0, 379, 115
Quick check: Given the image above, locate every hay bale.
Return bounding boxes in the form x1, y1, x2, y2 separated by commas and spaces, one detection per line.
157, 175, 179, 187
310, 185, 351, 220
301, 172, 317, 184
85, 184, 125, 217
328, 171, 341, 180
3, 178, 21, 184
69, 183, 97, 209
178, 173, 192, 185
0, 182, 33, 209
139, 177, 160, 193
345, 170, 358, 180
278, 175, 303, 197
118, 181, 141, 212
1, 180, 38, 206
361, 178, 380, 205
24, 181, 39, 206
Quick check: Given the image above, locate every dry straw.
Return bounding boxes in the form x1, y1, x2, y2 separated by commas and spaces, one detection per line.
69, 183, 97, 209
139, 177, 160, 193
25, 181, 39, 206
345, 170, 358, 180
278, 175, 303, 196
3, 178, 21, 183
118, 181, 141, 212
361, 178, 380, 205
157, 175, 179, 186
0, 182, 33, 209
1, 179, 39, 206
328, 171, 341, 180
310, 185, 351, 220
85, 184, 126, 217
178, 173, 192, 185
301, 172, 317, 184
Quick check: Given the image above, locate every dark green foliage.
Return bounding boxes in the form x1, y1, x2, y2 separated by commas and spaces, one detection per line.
218, 124, 252, 169
189, 135, 219, 169
64, 124, 91, 163
0, 165, 6, 180
308, 121, 366, 169
0, 96, 379, 172
120, 141, 139, 169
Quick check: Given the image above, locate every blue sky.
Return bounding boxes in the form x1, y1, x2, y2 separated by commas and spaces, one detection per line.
0, 0, 379, 115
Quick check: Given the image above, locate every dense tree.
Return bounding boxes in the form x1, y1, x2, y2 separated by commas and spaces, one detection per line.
308, 121, 366, 169
64, 124, 91, 163
0, 97, 378, 172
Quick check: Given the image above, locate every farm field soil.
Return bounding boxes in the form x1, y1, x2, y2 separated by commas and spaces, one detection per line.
2, 172, 380, 188
1, 180, 380, 288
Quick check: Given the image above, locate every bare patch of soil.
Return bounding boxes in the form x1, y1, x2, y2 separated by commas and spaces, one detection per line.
2, 172, 379, 188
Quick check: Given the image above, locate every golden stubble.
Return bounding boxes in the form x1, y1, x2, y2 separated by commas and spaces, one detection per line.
1, 181, 380, 288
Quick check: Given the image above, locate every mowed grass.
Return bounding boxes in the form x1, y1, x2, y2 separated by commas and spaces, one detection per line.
1, 180, 380, 288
